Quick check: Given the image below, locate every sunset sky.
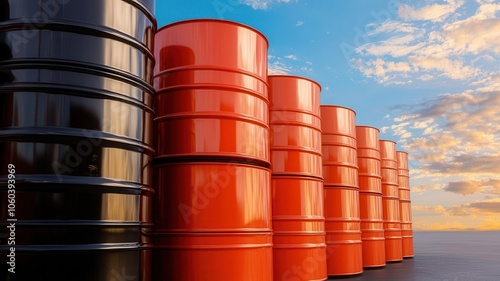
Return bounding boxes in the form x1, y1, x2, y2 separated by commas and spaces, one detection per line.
155, 0, 500, 230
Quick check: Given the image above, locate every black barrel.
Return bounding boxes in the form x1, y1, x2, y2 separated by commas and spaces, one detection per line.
0, 0, 156, 280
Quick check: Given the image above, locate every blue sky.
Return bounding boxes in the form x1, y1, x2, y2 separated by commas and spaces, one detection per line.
155, 0, 500, 230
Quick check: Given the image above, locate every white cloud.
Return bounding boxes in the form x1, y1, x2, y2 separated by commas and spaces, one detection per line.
285, 54, 299, 60
353, 0, 498, 85
367, 20, 420, 36
418, 74, 434, 81
268, 60, 292, 74
409, 56, 481, 80
352, 58, 413, 84
395, 114, 420, 122
399, 0, 464, 22
296, 21, 304, 26
239, 0, 294, 10
300, 66, 312, 72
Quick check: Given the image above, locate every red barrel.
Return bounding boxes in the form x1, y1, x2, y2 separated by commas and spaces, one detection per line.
154, 19, 270, 164
272, 177, 327, 281
321, 106, 358, 188
380, 140, 403, 262
397, 151, 414, 258
153, 162, 272, 280
324, 188, 363, 276
356, 126, 385, 268
269, 76, 326, 281
269, 76, 322, 178
321, 106, 362, 276
153, 20, 272, 281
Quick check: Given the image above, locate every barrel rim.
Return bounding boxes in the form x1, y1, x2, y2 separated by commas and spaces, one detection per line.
154, 160, 272, 171
271, 175, 324, 182
156, 18, 269, 46
320, 105, 357, 115
356, 125, 380, 132
380, 139, 397, 145
268, 75, 322, 91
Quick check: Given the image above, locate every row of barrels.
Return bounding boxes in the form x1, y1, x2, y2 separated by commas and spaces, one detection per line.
0, 6, 415, 280
151, 19, 415, 280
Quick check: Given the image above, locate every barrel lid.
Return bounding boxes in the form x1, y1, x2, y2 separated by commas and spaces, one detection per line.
268, 75, 322, 91
157, 18, 269, 46
320, 105, 357, 115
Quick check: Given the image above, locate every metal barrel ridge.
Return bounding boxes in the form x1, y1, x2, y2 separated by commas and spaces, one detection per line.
268, 75, 323, 179
380, 140, 403, 262
397, 151, 414, 258
320, 106, 363, 276
320, 106, 358, 188
0, 0, 156, 280
152, 19, 273, 281
154, 19, 270, 165
356, 126, 386, 268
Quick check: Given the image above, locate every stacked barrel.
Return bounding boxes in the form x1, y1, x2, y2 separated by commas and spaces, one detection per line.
320, 106, 363, 276
380, 140, 403, 262
152, 20, 272, 281
356, 126, 386, 268
397, 151, 415, 258
0, 0, 156, 280
269, 76, 327, 281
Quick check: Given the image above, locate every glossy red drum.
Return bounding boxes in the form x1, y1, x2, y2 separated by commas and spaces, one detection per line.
324, 187, 363, 276
356, 126, 382, 194
380, 140, 402, 262
359, 192, 385, 267
320, 106, 356, 136
154, 162, 272, 232
154, 232, 273, 281
397, 151, 414, 258
154, 19, 269, 163
321, 106, 358, 188
356, 126, 385, 268
272, 177, 327, 281
269, 76, 322, 178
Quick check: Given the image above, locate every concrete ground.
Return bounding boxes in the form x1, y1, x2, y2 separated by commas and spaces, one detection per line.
329, 231, 500, 281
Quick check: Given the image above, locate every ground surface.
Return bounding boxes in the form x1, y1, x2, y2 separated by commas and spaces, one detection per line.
330, 231, 500, 281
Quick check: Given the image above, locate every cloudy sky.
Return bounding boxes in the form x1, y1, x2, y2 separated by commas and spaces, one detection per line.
155, 0, 500, 230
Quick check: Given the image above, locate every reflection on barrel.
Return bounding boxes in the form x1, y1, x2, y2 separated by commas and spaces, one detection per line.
356, 126, 385, 268
154, 19, 269, 164
397, 151, 414, 258
272, 176, 327, 281
0, 0, 156, 279
380, 140, 403, 262
321, 105, 363, 276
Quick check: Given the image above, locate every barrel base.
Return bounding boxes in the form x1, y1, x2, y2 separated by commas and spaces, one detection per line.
1, 248, 148, 281
274, 246, 328, 281
326, 243, 363, 276
153, 232, 273, 281
362, 240, 386, 268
